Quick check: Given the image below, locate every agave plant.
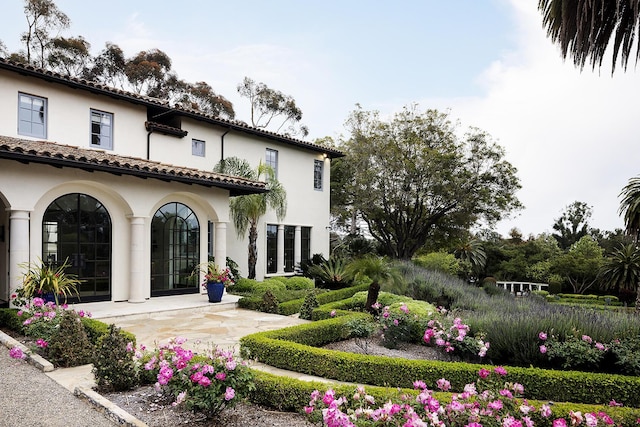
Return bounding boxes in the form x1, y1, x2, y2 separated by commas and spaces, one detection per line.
308, 257, 352, 288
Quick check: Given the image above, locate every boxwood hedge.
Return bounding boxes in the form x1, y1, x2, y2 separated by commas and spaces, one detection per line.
249, 369, 640, 426
240, 315, 640, 407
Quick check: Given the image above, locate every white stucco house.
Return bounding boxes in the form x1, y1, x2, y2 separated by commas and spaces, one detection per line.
0, 58, 343, 305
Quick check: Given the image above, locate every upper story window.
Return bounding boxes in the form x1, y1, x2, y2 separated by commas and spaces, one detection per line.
90, 109, 113, 150
192, 139, 205, 157
18, 92, 47, 138
314, 159, 323, 190
265, 148, 278, 178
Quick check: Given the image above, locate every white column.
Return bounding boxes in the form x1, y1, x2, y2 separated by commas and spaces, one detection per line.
214, 221, 227, 270
128, 216, 146, 303
9, 210, 30, 305
294, 226, 301, 271
277, 224, 285, 274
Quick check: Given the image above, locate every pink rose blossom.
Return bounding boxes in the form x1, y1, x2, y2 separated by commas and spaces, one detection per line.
224, 386, 235, 401
539, 332, 547, 340
9, 347, 25, 359
478, 368, 490, 379
540, 345, 547, 354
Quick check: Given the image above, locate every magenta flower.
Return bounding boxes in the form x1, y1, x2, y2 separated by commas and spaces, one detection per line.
538, 332, 547, 341
541, 404, 553, 418
224, 386, 235, 401
436, 378, 451, 391
399, 303, 409, 313
9, 347, 25, 359
552, 418, 567, 427
225, 359, 236, 370
478, 368, 490, 379
304, 406, 314, 414
585, 413, 598, 427
487, 400, 503, 411
36, 338, 48, 348
330, 310, 336, 317
595, 342, 605, 351
215, 372, 226, 381
539, 345, 547, 354
581, 335, 593, 344
198, 376, 211, 387
32, 297, 44, 307
494, 366, 507, 376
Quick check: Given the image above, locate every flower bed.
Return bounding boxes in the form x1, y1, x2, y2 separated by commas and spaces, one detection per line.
240, 315, 640, 407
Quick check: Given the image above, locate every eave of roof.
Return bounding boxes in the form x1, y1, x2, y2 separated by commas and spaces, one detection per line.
0, 58, 345, 158
0, 136, 267, 196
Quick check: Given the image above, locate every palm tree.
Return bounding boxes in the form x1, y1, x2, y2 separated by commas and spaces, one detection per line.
455, 238, 487, 276
614, 177, 640, 312
347, 256, 403, 314
599, 243, 640, 311
214, 157, 286, 279
619, 177, 640, 241
538, 0, 640, 72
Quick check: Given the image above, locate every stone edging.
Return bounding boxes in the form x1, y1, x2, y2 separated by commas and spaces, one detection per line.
0, 329, 54, 372
0, 329, 148, 427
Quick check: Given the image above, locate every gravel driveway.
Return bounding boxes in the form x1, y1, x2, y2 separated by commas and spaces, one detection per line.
0, 347, 117, 427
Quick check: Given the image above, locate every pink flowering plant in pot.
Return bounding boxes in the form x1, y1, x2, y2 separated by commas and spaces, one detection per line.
138, 337, 254, 417
192, 261, 234, 288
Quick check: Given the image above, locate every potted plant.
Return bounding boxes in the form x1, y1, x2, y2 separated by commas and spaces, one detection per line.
19, 257, 81, 306
193, 261, 234, 303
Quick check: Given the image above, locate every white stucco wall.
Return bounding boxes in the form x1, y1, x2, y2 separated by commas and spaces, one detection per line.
0, 160, 229, 302
222, 132, 332, 279
0, 69, 149, 158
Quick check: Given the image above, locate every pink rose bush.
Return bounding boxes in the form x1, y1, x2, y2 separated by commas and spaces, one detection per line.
138, 337, 254, 416
305, 369, 619, 427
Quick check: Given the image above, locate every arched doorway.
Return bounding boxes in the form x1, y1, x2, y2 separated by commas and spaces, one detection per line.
151, 202, 200, 296
42, 193, 112, 302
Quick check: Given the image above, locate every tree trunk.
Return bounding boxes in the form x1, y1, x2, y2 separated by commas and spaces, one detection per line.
365, 281, 380, 315
248, 223, 258, 279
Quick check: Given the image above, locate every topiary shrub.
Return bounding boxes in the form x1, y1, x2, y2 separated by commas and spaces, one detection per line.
254, 280, 287, 294
284, 276, 314, 290
299, 290, 319, 320
231, 278, 260, 293
260, 289, 280, 313
47, 310, 93, 367
93, 324, 139, 392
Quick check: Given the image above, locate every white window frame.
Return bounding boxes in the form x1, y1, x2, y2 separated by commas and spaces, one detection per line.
266, 148, 278, 178
90, 109, 114, 150
18, 92, 47, 138
314, 159, 324, 191
192, 139, 206, 157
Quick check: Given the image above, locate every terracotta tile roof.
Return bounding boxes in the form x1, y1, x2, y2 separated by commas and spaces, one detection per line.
0, 136, 266, 196
0, 58, 344, 158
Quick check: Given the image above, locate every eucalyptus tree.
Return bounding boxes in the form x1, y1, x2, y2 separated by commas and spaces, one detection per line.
538, 0, 640, 72
214, 157, 286, 279
237, 76, 308, 137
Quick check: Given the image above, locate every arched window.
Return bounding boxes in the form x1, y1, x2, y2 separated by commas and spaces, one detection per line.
151, 202, 200, 296
42, 193, 111, 302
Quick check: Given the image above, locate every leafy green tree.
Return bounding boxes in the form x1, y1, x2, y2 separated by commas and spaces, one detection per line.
237, 76, 308, 137
85, 42, 127, 87
538, 0, 640, 72
0, 40, 7, 57
337, 105, 522, 260
599, 243, 640, 311
552, 201, 593, 250
21, 0, 70, 67
552, 235, 604, 294
214, 157, 286, 279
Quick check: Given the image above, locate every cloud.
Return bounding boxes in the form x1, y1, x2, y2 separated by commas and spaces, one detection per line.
420, 2, 637, 237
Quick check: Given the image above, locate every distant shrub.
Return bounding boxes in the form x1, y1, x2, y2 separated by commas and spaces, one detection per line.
413, 252, 459, 275
232, 278, 260, 293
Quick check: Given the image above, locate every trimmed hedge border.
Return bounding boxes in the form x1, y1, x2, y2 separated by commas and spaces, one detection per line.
240, 315, 640, 408
238, 283, 370, 315
249, 369, 640, 426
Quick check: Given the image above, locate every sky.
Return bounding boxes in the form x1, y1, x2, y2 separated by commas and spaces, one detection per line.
1, 0, 638, 238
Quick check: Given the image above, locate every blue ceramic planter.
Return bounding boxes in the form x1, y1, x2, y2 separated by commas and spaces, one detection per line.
206, 281, 225, 303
